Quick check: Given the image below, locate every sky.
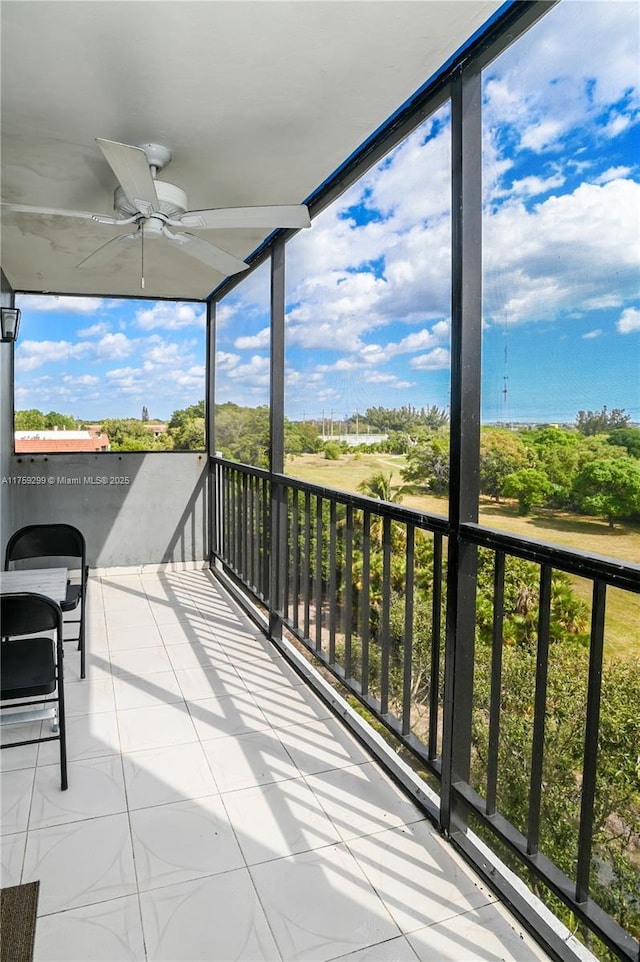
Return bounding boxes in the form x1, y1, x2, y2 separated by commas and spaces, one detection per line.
15, 0, 640, 426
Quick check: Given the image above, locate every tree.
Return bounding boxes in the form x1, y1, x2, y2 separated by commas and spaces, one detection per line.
15, 408, 46, 430
44, 410, 76, 429
572, 456, 640, 528
169, 400, 205, 429
357, 472, 402, 504
608, 427, 640, 459
401, 432, 450, 495
324, 441, 342, 460
141, 405, 149, 422
503, 467, 554, 514
575, 406, 630, 436
171, 417, 205, 450
480, 428, 529, 502
101, 418, 159, 451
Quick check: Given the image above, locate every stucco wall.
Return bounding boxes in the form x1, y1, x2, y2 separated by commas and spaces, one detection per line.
5, 451, 208, 568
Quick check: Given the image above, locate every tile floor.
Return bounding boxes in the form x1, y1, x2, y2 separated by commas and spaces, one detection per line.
1, 568, 551, 962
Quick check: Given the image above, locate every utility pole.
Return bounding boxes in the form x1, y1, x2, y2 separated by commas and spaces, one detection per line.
502, 345, 509, 425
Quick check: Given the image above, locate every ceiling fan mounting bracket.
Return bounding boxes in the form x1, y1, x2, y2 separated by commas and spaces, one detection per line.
139, 143, 172, 173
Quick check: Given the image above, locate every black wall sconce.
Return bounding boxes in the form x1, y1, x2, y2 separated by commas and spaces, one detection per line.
0, 307, 21, 342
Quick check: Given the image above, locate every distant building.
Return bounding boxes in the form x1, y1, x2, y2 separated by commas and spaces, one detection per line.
15, 427, 110, 453
143, 423, 168, 438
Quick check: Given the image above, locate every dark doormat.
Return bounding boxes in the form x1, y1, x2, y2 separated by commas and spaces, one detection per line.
1, 881, 40, 962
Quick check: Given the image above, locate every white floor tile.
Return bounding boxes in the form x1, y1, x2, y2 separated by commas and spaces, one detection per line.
1, 719, 41, 770
347, 822, 495, 934
174, 663, 244, 700
148, 603, 204, 627
63, 674, 116, 716
106, 607, 156, 630
139, 868, 281, 961
1, 830, 27, 886
250, 844, 400, 961
240, 657, 306, 692
109, 645, 173, 676
187, 691, 270, 741
405, 902, 549, 961
158, 620, 218, 646
130, 794, 244, 891
117, 702, 197, 754
251, 684, 333, 729
38, 711, 121, 765
122, 741, 218, 810
23, 813, 137, 915
276, 717, 372, 775
331, 936, 419, 961
201, 727, 300, 793
108, 623, 164, 650
0, 767, 35, 834
34, 894, 146, 962
223, 775, 341, 865
112, 670, 183, 710
29, 756, 127, 830
306, 762, 425, 841
165, 640, 226, 671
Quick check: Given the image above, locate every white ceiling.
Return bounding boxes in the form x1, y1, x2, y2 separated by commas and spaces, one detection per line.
1, 0, 502, 300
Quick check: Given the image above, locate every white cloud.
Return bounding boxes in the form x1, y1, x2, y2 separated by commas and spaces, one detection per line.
617, 307, 640, 334
484, 179, 640, 324
15, 339, 92, 372
593, 166, 633, 185
145, 342, 182, 365
95, 332, 134, 361
505, 173, 566, 199
227, 354, 270, 386
583, 329, 602, 339
106, 366, 141, 381
62, 374, 100, 386
234, 327, 270, 350
19, 295, 105, 314
216, 352, 240, 371
483, 1, 639, 159
410, 348, 451, 371
77, 322, 111, 338
136, 302, 205, 331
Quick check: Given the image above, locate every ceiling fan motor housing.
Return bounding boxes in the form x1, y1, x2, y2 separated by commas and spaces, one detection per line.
114, 181, 188, 234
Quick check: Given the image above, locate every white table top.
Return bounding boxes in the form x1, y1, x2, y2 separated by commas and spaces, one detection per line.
0, 567, 68, 603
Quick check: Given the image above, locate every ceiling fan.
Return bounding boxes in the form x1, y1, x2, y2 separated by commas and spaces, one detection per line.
3, 139, 311, 280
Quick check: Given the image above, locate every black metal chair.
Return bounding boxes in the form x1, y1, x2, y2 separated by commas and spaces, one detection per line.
1, 592, 68, 790
5, 524, 88, 679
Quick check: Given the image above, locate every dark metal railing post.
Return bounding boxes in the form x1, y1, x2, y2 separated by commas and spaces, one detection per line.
486, 550, 505, 815
269, 243, 285, 638
576, 579, 607, 903
402, 524, 415, 736
527, 563, 552, 857
441, 62, 483, 838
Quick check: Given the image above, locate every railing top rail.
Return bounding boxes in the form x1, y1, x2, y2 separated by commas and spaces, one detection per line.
211, 456, 450, 533
462, 521, 640, 592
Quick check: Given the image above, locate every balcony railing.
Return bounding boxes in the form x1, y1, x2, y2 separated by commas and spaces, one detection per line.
211, 456, 640, 962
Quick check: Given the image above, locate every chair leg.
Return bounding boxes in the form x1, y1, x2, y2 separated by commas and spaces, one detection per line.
79, 616, 86, 679
57, 671, 68, 791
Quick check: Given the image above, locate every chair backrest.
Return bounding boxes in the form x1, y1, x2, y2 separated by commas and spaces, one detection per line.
1, 591, 63, 637
5, 524, 86, 570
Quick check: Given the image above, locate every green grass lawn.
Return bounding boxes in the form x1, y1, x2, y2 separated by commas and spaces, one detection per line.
287, 452, 640, 660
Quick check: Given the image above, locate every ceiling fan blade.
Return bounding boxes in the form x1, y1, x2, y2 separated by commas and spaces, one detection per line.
2, 202, 103, 221
96, 138, 158, 216
165, 232, 249, 275
76, 232, 138, 269
179, 204, 311, 230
